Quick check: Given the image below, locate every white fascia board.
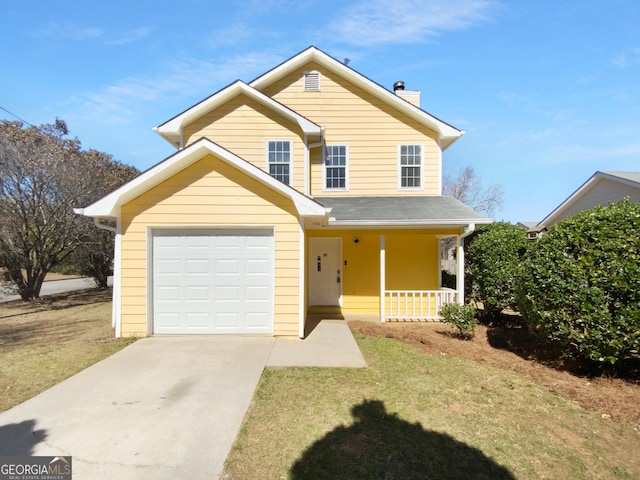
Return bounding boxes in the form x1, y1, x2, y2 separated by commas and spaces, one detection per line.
249, 47, 463, 147
80, 138, 327, 219
155, 81, 321, 145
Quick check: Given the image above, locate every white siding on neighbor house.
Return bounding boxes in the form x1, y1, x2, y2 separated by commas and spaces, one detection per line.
554, 178, 640, 224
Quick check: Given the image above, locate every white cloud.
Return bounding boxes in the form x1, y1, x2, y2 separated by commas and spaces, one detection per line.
611, 48, 640, 68
33, 22, 151, 45
550, 143, 640, 161
62, 52, 284, 125
106, 27, 154, 46
35, 22, 104, 41
330, 0, 496, 47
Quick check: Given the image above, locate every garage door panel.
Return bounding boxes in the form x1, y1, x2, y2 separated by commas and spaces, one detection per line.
215, 259, 240, 275
153, 230, 274, 335
156, 312, 180, 328
185, 312, 209, 328
186, 259, 210, 274
186, 286, 210, 301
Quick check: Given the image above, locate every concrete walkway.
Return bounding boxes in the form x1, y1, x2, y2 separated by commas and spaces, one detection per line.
0, 320, 366, 479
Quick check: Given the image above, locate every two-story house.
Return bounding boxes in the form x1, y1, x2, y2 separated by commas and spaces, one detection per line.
76, 46, 491, 338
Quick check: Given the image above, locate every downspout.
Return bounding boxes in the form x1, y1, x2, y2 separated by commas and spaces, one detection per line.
305, 127, 326, 196
91, 217, 121, 336
94, 218, 116, 232
456, 223, 475, 305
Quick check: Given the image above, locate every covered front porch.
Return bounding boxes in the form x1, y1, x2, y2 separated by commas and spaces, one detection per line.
305, 229, 471, 323
303, 196, 490, 331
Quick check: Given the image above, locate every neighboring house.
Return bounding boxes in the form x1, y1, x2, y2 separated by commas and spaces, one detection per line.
535, 171, 640, 235
76, 46, 491, 338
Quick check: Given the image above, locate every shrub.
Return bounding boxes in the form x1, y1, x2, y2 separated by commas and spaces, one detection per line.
465, 222, 529, 317
439, 303, 478, 338
517, 199, 640, 364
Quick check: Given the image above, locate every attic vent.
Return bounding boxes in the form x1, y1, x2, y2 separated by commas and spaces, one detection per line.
304, 70, 320, 91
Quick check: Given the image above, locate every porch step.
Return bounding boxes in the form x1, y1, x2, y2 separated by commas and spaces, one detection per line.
307, 305, 344, 319
307, 305, 342, 315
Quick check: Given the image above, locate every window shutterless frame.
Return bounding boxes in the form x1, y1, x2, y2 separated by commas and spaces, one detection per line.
266, 139, 293, 185
323, 144, 349, 191
397, 143, 424, 190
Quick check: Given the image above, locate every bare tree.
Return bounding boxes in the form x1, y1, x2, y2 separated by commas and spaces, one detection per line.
0, 120, 138, 299
443, 166, 504, 217
71, 150, 139, 287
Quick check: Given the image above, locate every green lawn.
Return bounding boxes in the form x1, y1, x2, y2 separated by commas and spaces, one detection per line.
223, 333, 639, 480
0, 289, 136, 412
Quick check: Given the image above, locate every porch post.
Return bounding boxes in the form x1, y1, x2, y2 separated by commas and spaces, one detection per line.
456, 235, 465, 305
380, 234, 385, 323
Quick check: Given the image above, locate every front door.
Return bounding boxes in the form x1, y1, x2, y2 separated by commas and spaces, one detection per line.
308, 237, 342, 306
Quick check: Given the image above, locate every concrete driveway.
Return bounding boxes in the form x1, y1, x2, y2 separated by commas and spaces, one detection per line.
0, 336, 275, 479
0, 320, 366, 479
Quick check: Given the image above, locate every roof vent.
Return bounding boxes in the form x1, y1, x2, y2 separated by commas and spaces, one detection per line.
393, 81, 405, 91
304, 71, 320, 91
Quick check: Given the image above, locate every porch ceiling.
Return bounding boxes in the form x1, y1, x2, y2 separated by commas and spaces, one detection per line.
314, 196, 491, 227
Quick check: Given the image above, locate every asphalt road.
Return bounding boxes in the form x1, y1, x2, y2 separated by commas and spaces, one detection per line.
0, 277, 99, 303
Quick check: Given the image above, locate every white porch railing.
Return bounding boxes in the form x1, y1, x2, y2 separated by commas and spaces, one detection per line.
384, 289, 458, 321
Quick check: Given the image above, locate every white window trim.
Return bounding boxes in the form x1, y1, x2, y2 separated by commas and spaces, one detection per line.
322, 144, 349, 192
265, 139, 294, 186
303, 70, 321, 91
397, 143, 424, 191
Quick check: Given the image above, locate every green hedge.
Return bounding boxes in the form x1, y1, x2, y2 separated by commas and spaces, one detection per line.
465, 222, 529, 317
516, 199, 640, 364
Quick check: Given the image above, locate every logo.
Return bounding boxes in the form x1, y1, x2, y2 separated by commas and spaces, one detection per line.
0, 456, 72, 480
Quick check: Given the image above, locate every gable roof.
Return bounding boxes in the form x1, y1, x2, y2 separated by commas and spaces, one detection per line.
76, 138, 328, 219
538, 170, 640, 228
316, 196, 491, 228
155, 80, 323, 148
249, 46, 463, 150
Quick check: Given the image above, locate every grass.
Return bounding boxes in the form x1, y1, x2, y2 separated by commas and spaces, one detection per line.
0, 289, 136, 412
223, 333, 640, 480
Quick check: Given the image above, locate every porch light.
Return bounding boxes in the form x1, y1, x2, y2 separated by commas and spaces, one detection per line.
353, 237, 361, 244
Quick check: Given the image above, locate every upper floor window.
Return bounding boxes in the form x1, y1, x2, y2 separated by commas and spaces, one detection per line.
324, 145, 348, 190
398, 144, 422, 189
267, 140, 292, 185
304, 70, 320, 91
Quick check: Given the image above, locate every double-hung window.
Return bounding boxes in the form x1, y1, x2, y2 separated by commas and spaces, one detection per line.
267, 140, 292, 185
398, 144, 422, 189
324, 145, 348, 190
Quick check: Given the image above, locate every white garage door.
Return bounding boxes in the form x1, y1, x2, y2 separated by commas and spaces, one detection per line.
152, 229, 274, 334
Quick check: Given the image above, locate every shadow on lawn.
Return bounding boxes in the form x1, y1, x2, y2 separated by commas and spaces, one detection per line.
0, 419, 47, 455
290, 399, 515, 480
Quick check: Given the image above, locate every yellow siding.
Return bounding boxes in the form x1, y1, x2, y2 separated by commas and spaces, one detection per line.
308, 230, 449, 314
261, 62, 442, 197
119, 153, 302, 337
182, 93, 306, 192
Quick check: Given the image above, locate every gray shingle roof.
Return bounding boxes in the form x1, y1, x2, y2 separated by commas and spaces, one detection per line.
601, 171, 640, 186
315, 196, 491, 225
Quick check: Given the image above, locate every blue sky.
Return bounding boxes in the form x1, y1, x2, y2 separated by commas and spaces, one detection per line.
1, 0, 638, 222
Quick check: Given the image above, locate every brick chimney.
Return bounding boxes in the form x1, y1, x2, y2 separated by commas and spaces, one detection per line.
393, 81, 421, 108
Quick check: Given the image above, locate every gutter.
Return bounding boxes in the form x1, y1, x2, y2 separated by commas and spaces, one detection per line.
74, 208, 117, 233
460, 222, 475, 239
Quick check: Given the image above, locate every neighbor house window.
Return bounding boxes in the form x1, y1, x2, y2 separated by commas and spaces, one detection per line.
267, 140, 292, 185
398, 144, 422, 188
324, 145, 348, 190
